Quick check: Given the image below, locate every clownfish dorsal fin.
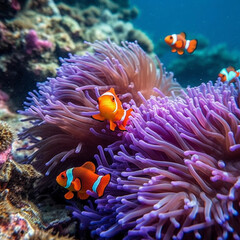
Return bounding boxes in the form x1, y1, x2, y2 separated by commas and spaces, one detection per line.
109, 88, 116, 95
227, 66, 235, 72
179, 32, 186, 39
81, 161, 96, 172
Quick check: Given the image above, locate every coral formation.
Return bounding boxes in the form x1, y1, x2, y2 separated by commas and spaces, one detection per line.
0, 189, 40, 240
0, 121, 13, 153
0, 159, 44, 239
0, 188, 74, 240
19, 40, 180, 179
72, 80, 240, 239
25, 29, 53, 54
30, 229, 75, 240
0, 159, 42, 201
0, 0, 153, 107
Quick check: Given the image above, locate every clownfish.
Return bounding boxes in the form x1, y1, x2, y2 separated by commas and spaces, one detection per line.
56, 161, 110, 200
218, 66, 240, 83
92, 88, 133, 131
164, 32, 198, 55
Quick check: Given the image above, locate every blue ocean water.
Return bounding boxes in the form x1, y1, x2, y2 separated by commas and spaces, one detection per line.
130, 0, 240, 86
130, 0, 240, 50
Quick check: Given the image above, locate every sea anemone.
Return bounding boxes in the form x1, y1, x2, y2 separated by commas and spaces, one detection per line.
72, 80, 240, 239
19, 40, 181, 176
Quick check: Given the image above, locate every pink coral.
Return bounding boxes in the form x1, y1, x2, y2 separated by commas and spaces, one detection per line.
0, 147, 11, 167
10, 0, 21, 11
25, 30, 53, 54
0, 90, 9, 108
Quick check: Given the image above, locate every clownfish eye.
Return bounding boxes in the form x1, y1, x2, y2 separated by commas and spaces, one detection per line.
170, 36, 173, 39
61, 174, 65, 179
112, 96, 115, 102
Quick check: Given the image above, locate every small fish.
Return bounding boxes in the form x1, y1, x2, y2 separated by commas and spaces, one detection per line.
164, 32, 198, 55
56, 161, 111, 200
218, 66, 240, 83
92, 88, 133, 131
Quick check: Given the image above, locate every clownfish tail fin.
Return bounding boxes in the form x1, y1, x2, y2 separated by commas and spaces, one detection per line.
97, 174, 111, 197
186, 39, 198, 54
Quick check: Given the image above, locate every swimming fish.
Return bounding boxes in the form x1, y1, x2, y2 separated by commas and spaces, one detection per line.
56, 161, 111, 200
164, 32, 198, 55
218, 66, 240, 83
92, 88, 133, 131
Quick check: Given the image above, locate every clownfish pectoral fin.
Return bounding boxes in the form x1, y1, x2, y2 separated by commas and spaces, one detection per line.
92, 113, 105, 121
179, 32, 186, 39
186, 39, 197, 54
81, 161, 96, 172
175, 40, 183, 48
77, 191, 89, 200
64, 191, 74, 200
171, 48, 177, 53
97, 174, 111, 197
72, 178, 81, 191
177, 49, 184, 55
109, 120, 117, 131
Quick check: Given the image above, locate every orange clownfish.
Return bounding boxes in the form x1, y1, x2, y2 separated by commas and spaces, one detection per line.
92, 88, 133, 131
218, 66, 240, 83
164, 32, 198, 55
56, 161, 110, 200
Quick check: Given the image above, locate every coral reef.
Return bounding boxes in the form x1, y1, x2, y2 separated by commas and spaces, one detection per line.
0, 159, 43, 239
72, 80, 240, 239
0, 190, 74, 240
0, 159, 42, 201
19, 40, 180, 180
0, 189, 40, 240
0, 0, 153, 107
0, 121, 13, 167
0, 121, 13, 153
30, 229, 75, 240
25, 29, 53, 54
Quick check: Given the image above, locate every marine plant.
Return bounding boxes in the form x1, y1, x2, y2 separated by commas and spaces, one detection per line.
19, 40, 180, 177
71, 80, 240, 239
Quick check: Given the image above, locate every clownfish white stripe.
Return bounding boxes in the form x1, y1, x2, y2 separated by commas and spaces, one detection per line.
120, 109, 126, 122
92, 175, 103, 193
220, 68, 229, 81
185, 40, 190, 50
101, 92, 118, 113
171, 34, 177, 45
228, 71, 237, 80
65, 168, 74, 189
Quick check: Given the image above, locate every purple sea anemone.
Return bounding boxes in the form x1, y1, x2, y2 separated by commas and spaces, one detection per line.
19, 40, 181, 176
72, 80, 240, 240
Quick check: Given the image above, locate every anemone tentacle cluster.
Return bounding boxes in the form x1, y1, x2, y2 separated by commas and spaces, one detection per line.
19, 40, 180, 176
72, 80, 240, 240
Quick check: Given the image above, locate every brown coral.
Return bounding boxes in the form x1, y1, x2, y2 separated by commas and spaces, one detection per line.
0, 159, 42, 196
0, 189, 41, 240
0, 121, 13, 152
30, 229, 75, 240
